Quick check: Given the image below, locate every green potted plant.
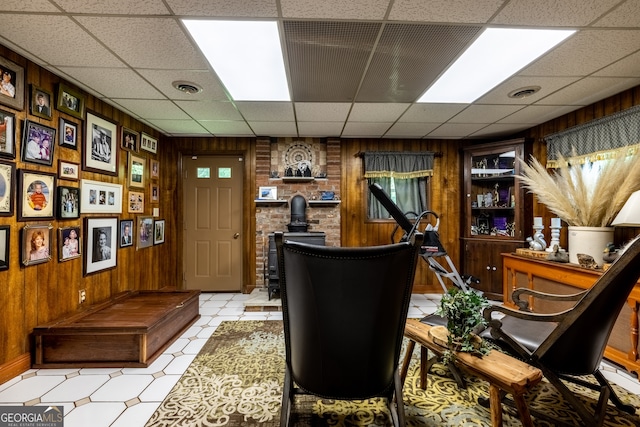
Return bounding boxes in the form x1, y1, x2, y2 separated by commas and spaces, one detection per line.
434, 288, 491, 363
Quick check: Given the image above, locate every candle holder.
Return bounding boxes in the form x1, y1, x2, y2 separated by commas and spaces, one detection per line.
546, 218, 564, 252
528, 217, 547, 251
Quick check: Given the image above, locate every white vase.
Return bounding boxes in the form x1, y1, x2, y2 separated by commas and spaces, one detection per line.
567, 226, 614, 267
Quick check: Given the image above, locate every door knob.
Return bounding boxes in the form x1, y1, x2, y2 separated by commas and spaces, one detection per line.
233, 233, 240, 239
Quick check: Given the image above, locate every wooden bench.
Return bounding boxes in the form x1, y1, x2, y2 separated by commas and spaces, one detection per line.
401, 318, 542, 427
32, 290, 200, 368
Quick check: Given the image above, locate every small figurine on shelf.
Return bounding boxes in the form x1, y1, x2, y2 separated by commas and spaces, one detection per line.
493, 183, 499, 206
484, 191, 493, 208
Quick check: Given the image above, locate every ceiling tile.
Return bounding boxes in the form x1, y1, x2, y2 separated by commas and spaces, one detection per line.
199, 120, 255, 136
523, 30, 640, 77
138, 69, 229, 101
595, 0, 640, 27
538, 77, 640, 106
593, 51, 640, 77
75, 16, 208, 69
248, 121, 298, 136
399, 104, 467, 122
470, 123, 533, 138
4, 0, 59, 12
174, 100, 243, 121
341, 122, 394, 137
385, 122, 438, 138
281, 0, 390, 20
498, 105, 580, 124
54, 0, 170, 14
449, 105, 525, 124
235, 102, 295, 121
146, 119, 210, 135
389, 0, 503, 23
297, 122, 345, 137
476, 76, 580, 104
492, 0, 622, 26
348, 103, 409, 122
56, 67, 165, 99
0, 14, 125, 67
294, 103, 350, 122
426, 123, 487, 138
112, 99, 191, 120
167, 0, 278, 17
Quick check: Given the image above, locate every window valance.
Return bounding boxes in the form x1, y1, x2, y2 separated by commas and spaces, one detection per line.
363, 152, 435, 179
545, 104, 640, 168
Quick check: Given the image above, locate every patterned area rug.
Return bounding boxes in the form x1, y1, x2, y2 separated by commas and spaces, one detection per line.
145, 320, 640, 426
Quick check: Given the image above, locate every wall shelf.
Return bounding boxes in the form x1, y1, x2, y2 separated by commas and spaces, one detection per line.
309, 200, 341, 206
281, 177, 315, 182
255, 200, 288, 205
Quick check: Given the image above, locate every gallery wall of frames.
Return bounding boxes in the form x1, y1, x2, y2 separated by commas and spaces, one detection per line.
0, 45, 170, 383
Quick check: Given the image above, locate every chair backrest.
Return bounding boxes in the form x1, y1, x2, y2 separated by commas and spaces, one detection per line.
275, 231, 423, 400
537, 236, 640, 374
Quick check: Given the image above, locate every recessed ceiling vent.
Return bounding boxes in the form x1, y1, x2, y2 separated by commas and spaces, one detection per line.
172, 81, 203, 94
508, 86, 541, 99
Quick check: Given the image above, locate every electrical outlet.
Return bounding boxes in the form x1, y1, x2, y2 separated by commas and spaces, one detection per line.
79, 289, 86, 304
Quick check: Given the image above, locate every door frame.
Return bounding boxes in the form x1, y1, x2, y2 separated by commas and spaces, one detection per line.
177, 150, 254, 293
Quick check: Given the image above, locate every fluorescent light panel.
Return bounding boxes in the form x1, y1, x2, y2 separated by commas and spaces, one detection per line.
183, 20, 290, 101
418, 28, 575, 103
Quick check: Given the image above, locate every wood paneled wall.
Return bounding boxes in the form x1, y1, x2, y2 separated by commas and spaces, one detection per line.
3, 38, 640, 385
0, 46, 167, 384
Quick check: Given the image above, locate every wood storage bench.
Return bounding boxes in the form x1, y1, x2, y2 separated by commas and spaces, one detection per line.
32, 290, 200, 368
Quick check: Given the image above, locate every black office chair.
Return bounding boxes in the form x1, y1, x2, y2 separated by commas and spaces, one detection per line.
483, 236, 640, 427
275, 231, 424, 427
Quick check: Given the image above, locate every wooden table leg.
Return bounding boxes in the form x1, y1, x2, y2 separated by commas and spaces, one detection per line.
489, 384, 503, 427
420, 345, 428, 389
512, 393, 534, 427
400, 339, 416, 386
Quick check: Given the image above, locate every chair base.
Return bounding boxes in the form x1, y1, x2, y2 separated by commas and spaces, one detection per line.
280, 365, 406, 427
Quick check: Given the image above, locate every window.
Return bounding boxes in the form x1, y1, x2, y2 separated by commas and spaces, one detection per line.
363, 152, 434, 220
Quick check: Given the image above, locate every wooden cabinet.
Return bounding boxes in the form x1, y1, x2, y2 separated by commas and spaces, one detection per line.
461, 139, 532, 299
502, 253, 640, 378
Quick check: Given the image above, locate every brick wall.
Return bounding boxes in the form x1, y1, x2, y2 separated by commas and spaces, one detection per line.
254, 137, 341, 288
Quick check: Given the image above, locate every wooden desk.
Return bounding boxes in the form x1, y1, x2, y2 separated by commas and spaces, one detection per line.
401, 318, 542, 427
502, 253, 640, 378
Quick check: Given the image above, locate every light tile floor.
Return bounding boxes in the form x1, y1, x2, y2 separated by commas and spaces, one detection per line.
0, 292, 638, 427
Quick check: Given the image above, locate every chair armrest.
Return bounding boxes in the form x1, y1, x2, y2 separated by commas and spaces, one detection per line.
511, 287, 587, 311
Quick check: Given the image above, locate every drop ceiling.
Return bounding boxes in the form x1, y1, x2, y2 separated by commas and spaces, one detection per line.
1, 0, 639, 139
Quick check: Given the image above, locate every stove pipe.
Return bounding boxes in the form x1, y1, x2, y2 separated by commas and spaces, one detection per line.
287, 195, 308, 232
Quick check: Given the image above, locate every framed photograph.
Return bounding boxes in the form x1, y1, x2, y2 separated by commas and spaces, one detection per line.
84, 110, 118, 176
18, 170, 55, 221
84, 217, 117, 275
128, 153, 145, 188
137, 216, 154, 250
258, 186, 278, 200
121, 127, 139, 152
59, 117, 79, 149
150, 159, 159, 179
128, 190, 144, 213
140, 132, 158, 154
150, 183, 159, 203
0, 225, 9, 271
21, 223, 53, 267
153, 219, 165, 245
80, 179, 123, 214
58, 226, 81, 262
0, 55, 25, 110
58, 159, 80, 181
21, 120, 56, 166
0, 108, 16, 159
0, 160, 15, 216
57, 186, 80, 219
30, 85, 53, 120
56, 82, 85, 120
119, 219, 134, 248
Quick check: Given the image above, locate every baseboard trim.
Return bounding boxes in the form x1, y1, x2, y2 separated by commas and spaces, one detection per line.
0, 353, 31, 386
